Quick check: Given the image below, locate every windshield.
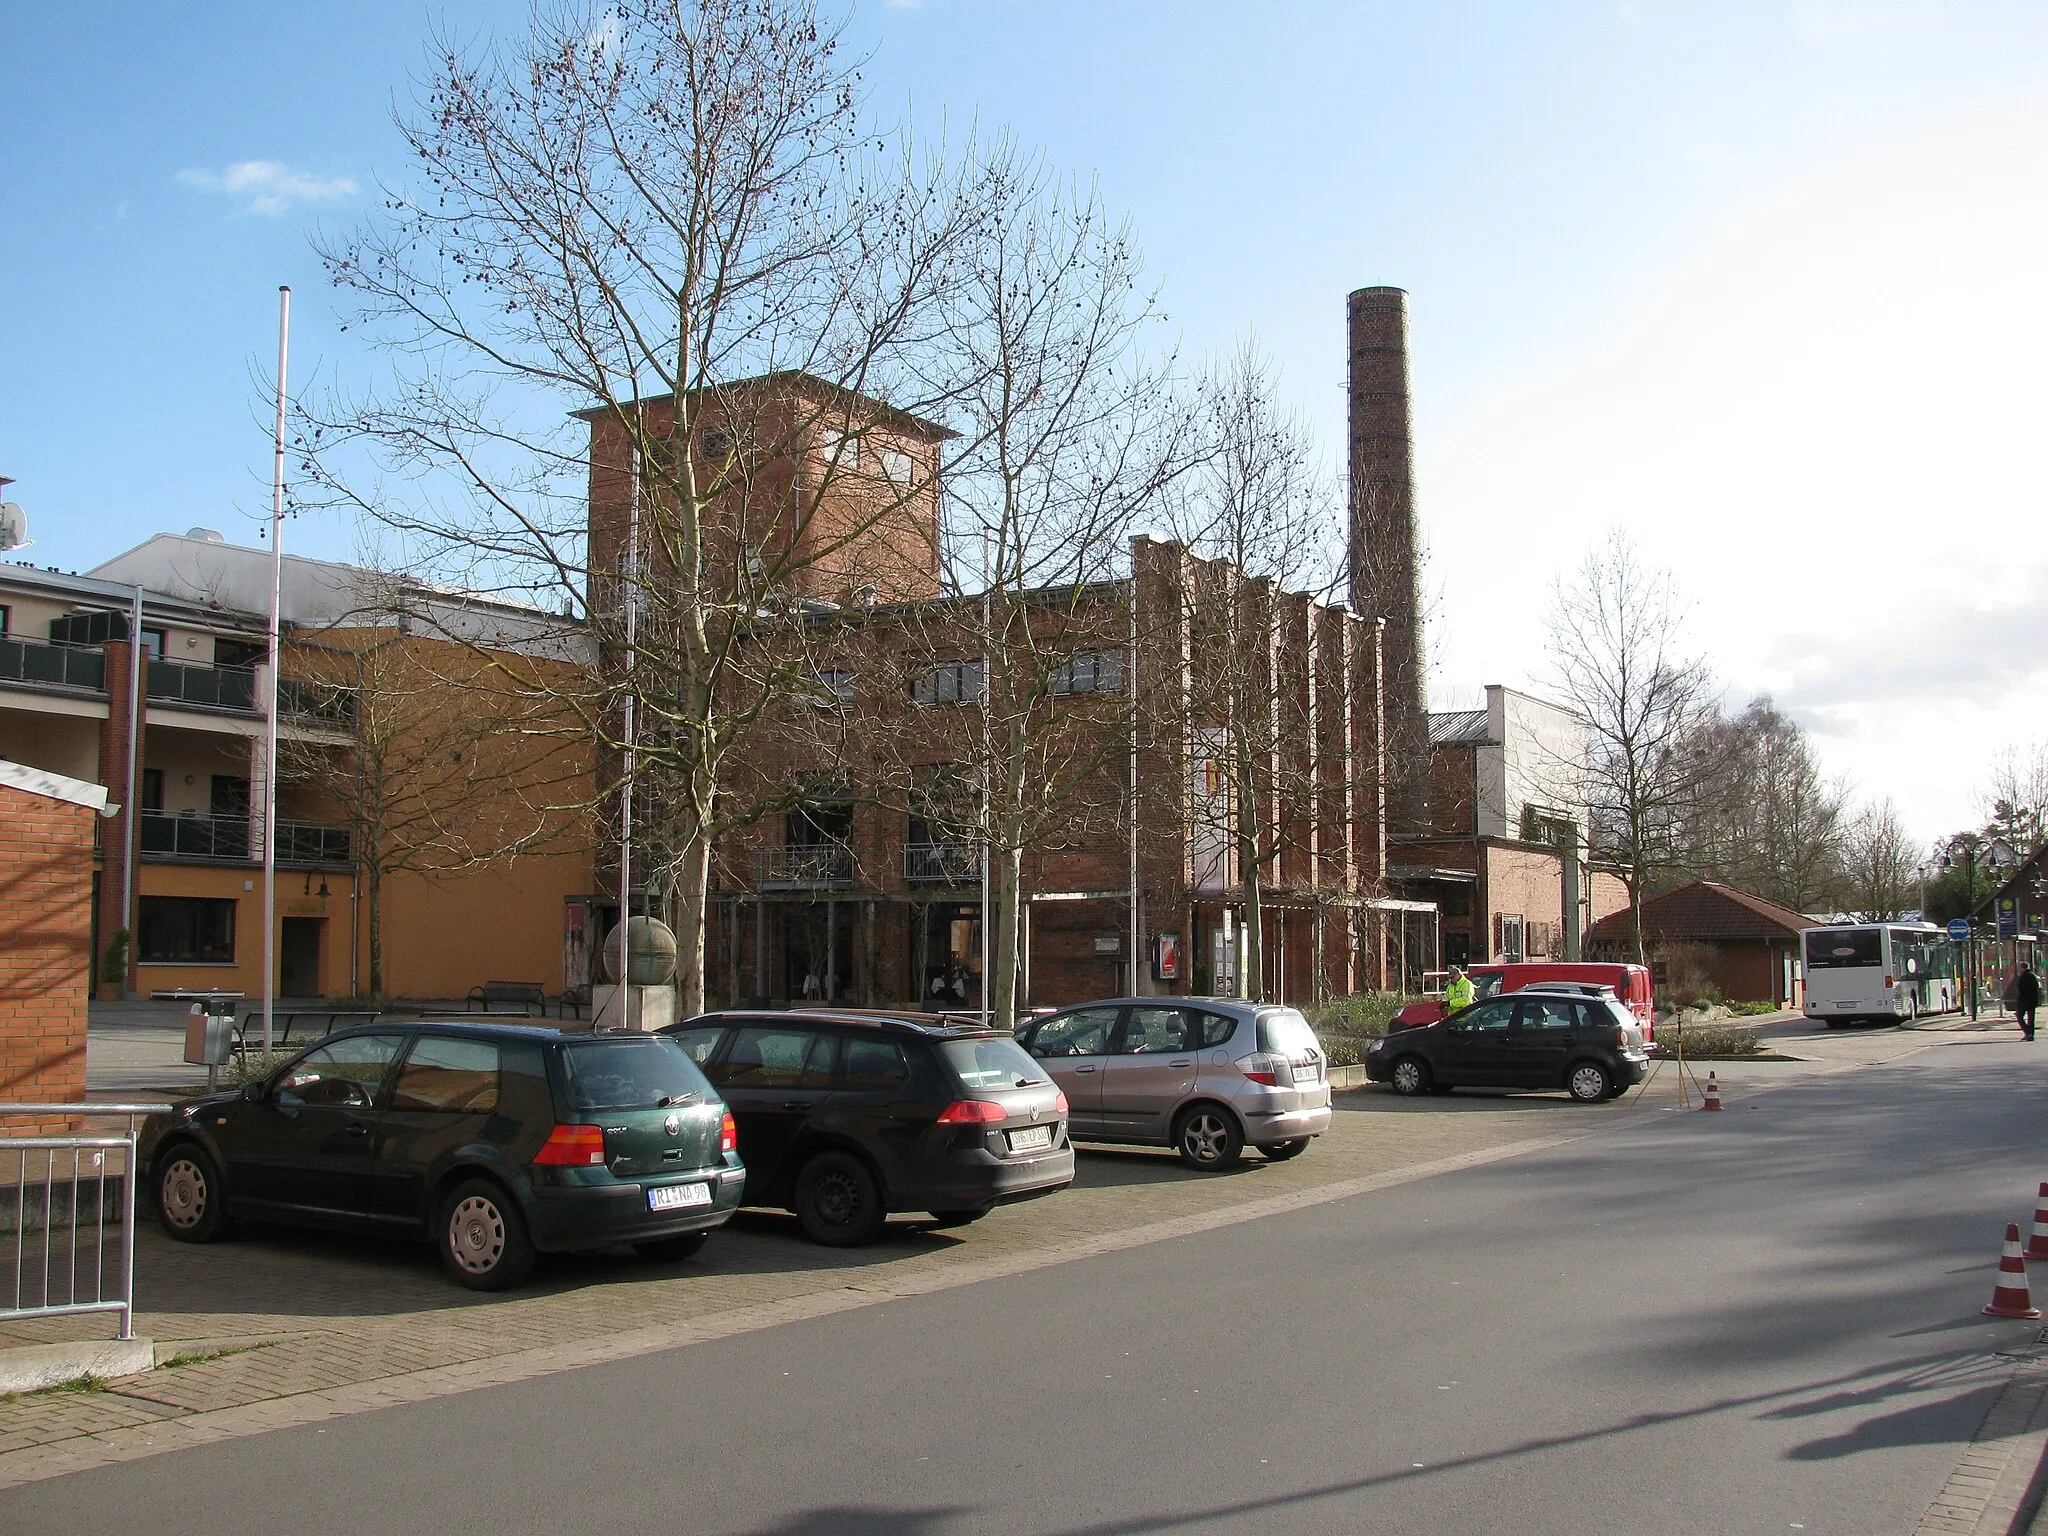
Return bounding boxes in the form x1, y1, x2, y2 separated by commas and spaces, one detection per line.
1256, 1009, 1323, 1056
938, 1037, 1047, 1090
1471, 973, 1504, 1000
1806, 929, 1881, 970
559, 1037, 713, 1112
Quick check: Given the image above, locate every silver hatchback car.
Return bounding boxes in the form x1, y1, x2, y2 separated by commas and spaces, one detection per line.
1014, 998, 1333, 1170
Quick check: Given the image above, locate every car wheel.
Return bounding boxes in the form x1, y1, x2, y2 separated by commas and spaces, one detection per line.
438, 1179, 536, 1291
635, 1229, 711, 1264
1261, 1138, 1309, 1161
1173, 1105, 1244, 1171
1389, 1057, 1432, 1097
927, 1208, 989, 1229
155, 1145, 230, 1243
1567, 1061, 1613, 1103
795, 1150, 887, 1247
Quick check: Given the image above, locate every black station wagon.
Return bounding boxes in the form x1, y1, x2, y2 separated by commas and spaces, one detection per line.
661, 1010, 1075, 1246
143, 1021, 744, 1289
1364, 988, 1651, 1102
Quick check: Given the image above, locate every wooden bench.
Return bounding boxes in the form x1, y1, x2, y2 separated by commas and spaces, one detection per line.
466, 981, 547, 1017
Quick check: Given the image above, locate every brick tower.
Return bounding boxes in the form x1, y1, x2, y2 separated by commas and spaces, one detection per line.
1346, 286, 1429, 834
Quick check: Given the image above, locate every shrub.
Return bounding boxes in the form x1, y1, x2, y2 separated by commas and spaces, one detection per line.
1302, 994, 1418, 1067
1651, 1020, 1764, 1059
98, 929, 129, 985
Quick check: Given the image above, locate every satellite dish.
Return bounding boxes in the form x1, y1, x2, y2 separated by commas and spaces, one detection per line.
0, 503, 26, 552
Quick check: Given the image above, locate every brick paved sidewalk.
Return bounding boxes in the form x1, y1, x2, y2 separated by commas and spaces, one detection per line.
0, 1029, 1954, 1488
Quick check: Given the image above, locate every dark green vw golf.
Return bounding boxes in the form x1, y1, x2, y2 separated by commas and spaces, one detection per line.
141, 1021, 744, 1289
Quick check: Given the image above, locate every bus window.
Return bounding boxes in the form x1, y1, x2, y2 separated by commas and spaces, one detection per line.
1807, 930, 1880, 969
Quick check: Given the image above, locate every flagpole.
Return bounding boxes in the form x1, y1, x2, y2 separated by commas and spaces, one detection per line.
262, 285, 290, 1054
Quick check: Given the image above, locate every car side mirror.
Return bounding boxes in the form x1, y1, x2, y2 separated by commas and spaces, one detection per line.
241, 1081, 264, 1102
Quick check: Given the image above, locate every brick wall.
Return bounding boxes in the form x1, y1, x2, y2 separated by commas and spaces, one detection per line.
0, 783, 96, 1132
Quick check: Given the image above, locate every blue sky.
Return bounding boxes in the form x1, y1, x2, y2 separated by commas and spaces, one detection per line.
4, 0, 2045, 842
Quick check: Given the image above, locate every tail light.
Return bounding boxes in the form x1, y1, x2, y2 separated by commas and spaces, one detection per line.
937, 1100, 1008, 1125
534, 1124, 606, 1166
1883, 975, 1894, 989
719, 1110, 737, 1155
1053, 1090, 1069, 1115
1239, 1052, 1284, 1086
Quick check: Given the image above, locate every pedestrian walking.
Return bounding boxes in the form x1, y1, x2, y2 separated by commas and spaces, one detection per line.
2016, 964, 2041, 1042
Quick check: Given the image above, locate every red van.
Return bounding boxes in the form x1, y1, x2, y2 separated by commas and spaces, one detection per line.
1392, 963, 1656, 1040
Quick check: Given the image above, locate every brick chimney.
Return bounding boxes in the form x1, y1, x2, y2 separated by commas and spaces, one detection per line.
1347, 286, 1429, 835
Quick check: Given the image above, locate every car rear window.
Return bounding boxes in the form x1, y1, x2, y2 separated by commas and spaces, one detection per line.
558, 1037, 713, 1112
938, 1037, 1048, 1090
1255, 1009, 1322, 1056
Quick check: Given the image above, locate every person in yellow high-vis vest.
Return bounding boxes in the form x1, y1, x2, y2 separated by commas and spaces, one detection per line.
1444, 966, 1476, 1015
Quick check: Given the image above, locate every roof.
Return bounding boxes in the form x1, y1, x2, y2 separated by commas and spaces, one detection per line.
1585, 880, 1813, 945
0, 759, 113, 814
685, 1008, 1000, 1037
1428, 708, 1492, 746
572, 370, 958, 442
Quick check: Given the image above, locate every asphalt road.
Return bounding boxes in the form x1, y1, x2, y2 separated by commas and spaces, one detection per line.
10, 1033, 2047, 1535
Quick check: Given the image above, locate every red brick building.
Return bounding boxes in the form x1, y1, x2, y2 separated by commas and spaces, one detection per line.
0, 760, 110, 1126
1585, 880, 1810, 1007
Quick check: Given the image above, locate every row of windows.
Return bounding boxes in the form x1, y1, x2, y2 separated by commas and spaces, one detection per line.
807, 651, 1125, 711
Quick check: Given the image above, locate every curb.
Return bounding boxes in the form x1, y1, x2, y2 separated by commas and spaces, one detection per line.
0, 1339, 154, 1395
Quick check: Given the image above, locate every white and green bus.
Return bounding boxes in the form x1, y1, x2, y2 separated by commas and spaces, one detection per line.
1802, 922, 1958, 1025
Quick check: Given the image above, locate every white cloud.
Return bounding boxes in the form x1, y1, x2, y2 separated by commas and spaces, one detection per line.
1424, 100, 2048, 843
175, 160, 358, 216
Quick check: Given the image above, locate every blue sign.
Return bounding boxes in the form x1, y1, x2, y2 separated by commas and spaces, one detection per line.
1998, 898, 2019, 939
1947, 918, 1973, 941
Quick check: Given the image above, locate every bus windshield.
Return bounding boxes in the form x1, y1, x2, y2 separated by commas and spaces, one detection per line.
1806, 929, 1881, 969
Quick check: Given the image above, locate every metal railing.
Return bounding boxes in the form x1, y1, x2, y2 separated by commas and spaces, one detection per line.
0, 636, 107, 694
904, 842, 985, 885
139, 810, 352, 866
755, 842, 855, 890
0, 1104, 170, 1341
277, 678, 360, 727
146, 657, 257, 713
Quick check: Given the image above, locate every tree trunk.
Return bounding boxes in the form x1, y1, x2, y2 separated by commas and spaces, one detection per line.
367, 863, 385, 1003
992, 844, 1024, 1032
674, 829, 712, 1019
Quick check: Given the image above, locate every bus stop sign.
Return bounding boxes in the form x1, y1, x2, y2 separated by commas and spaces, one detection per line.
1947, 918, 1973, 941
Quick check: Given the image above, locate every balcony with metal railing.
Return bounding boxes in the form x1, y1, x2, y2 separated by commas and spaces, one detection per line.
138, 810, 352, 867
904, 842, 985, 885
146, 657, 257, 713
0, 637, 107, 695
278, 678, 360, 727
755, 842, 856, 891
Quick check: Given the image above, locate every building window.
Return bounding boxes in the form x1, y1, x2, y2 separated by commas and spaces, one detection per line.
823, 429, 861, 469
805, 670, 855, 710
1050, 650, 1125, 696
876, 445, 913, 484
0, 605, 10, 636
911, 659, 984, 707
214, 638, 265, 670
140, 627, 167, 661
138, 896, 237, 964
1496, 912, 1525, 964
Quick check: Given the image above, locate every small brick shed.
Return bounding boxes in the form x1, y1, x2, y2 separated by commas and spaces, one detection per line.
1585, 880, 1812, 1007
0, 759, 111, 1120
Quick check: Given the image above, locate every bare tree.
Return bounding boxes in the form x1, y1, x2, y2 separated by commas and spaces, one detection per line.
895, 163, 1191, 1031
1547, 532, 1720, 966
308, 0, 984, 1012
1158, 345, 1343, 999
1840, 797, 1919, 921
1981, 742, 2048, 851
1680, 696, 1849, 911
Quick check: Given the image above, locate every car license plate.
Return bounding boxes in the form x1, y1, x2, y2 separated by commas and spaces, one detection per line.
1835, 1001, 1857, 1009
1292, 1060, 1320, 1083
1007, 1125, 1054, 1153
647, 1182, 712, 1212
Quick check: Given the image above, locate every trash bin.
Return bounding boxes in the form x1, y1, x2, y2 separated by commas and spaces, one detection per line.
183, 1004, 234, 1067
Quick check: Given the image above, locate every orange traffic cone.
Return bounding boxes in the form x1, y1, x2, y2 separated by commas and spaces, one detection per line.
2024, 1185, 2048, 1262
1984, 1224, 2042, 1318
1700, 1071, 1722, 1111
